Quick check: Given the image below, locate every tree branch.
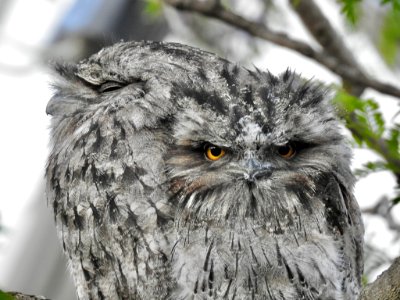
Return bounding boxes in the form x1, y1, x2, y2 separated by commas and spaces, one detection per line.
359, 257, 400, 300
290, 0, 362, 70
164, 0, 400, 99
289, 0, 366, 96
290, 0, 400, 184
2, 291, 50, 300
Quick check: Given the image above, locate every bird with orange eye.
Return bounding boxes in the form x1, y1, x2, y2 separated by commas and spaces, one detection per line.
204, 144, 226, 161
276, 143, 296, 159
203, 142, 296, 162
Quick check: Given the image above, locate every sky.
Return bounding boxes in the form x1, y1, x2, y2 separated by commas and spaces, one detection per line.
0, 0, 399, 292
0, 0, 68, 241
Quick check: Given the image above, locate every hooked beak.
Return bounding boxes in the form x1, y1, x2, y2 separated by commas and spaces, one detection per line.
243, 158, 273, 181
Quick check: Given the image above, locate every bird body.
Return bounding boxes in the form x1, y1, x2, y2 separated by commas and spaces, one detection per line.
46, 41, 364, 299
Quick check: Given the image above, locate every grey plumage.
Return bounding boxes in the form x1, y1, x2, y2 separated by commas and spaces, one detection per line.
46, 41, 364, 300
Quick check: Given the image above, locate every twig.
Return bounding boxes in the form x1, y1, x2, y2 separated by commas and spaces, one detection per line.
290, 0, 362, 71
290, 0, 366, 96
164, 0, 400, 99
362, 196, 400, 237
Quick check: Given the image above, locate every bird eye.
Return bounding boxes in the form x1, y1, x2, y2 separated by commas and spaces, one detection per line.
98, 81, 124, 93
205, 144, 226, 161
277, 143, 296, 159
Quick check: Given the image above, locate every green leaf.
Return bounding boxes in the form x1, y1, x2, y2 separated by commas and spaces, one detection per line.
381, 0, 400, 11
333, 90, 386, 141
388, 127, 400, 155
373, 111, 385, 136
364, 99, 385, 137
354, 161, 388, 178
0, 290, 15, 300
291, 0, 302, 7
333, 89, 364, 112
144, 0, 163, 17
333, 91, 400, 176
334, 90, 389, 141
379, 9, 400, 65
338, 0, 362, 24
361, 274, 369, 287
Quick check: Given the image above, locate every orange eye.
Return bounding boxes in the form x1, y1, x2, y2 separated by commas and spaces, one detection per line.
205, 145, 226, 161
277, 143, 296, 159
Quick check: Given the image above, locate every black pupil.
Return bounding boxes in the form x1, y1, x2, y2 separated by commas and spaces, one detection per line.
278, 144, 291, 155
210, 146, 222, 157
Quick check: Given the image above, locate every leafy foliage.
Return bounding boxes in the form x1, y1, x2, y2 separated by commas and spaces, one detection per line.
338, 0, 400, 64
338, 0, 362, 24
379, 9, 400, 65
144, 0, 163, 17
334, 89, 400, 203
381, 0, 400, 11
0, 291, 15, 300
334, 90, 385, 144
339, 0, 400, 24
354, 161, 388, 179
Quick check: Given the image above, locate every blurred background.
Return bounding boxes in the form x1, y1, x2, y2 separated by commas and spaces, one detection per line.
0, 0, 398, 299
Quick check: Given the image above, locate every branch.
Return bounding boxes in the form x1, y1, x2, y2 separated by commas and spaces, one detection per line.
289, 0, 366, 96
1, 291, 50, 300
362, 196, 400, 237
164, 0, 400, 99
359, 257, 400, 300
290, 0, 362, 70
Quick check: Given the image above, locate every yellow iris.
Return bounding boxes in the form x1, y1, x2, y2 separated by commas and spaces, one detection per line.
205, 145, 226, 161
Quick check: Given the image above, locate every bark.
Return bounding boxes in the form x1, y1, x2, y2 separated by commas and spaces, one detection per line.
3, 291, 49, 300
359, 257, 400, 300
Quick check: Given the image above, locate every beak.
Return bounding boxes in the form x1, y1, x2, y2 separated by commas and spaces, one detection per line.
243, 158, 273, 181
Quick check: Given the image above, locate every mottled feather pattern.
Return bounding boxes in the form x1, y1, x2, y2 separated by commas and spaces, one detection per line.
46, 41, 363, 299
